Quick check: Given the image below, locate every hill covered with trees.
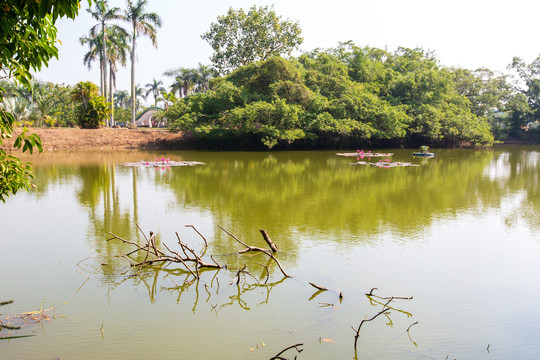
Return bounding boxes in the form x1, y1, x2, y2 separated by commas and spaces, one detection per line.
162, 44, 509, 149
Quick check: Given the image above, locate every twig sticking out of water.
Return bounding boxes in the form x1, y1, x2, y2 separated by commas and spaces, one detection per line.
407, 321, 419, 347
407, 321, 419, 332
352, 299, 392, 349
107, 226, 223, 280
219, 226, 292, 278
260, 229, 279, 253
353, 289, 415, 351
309, 282, 329, 291
269, 343, 304, 360
366, 288, 413, 301
185, 224, 208, 255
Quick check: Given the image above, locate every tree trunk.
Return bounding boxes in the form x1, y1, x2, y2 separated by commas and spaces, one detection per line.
130, 23, 136, 125
109, 63, 114, 126
102, 21, 108, 102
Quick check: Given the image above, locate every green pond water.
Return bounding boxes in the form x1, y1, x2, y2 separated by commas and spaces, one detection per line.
1, 147, 539, 359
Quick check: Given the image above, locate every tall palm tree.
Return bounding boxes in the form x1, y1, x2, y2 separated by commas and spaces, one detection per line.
87, 0, 125, 99
80, 32, 101, 70
124, 0, 162, 125
144, 79, 165, 107
106, 28, 130, 125
81, 27, 129, 126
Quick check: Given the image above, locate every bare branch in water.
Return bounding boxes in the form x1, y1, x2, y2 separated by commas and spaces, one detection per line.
269, 343, 304, 360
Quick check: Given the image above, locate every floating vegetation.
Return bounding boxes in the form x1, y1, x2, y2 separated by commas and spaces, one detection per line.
351, 160, 419, 168
1, 301, 54, 340
336, 151, 394, 158
121, 159, 206, 167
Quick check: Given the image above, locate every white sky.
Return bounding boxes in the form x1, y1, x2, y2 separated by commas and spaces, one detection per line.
35, 0, 540, 101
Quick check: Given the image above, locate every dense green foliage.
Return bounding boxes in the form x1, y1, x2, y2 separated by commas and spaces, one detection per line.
202, 5, 303, 75
1, 80, 80, 127
71, 82, 110, 129
0, 0, 87, 202
507, 56, 540, 140
165, 45, 505, 149
163, 64, 216, 99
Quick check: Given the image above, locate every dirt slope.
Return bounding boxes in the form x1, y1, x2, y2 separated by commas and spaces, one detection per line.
2, 128, 186, 151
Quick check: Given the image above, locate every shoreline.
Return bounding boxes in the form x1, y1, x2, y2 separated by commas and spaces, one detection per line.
2, 127, 537, 151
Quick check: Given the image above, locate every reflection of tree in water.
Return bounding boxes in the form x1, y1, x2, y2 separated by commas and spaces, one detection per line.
155, 150, 506, 241
490, 148, 540, 231
27, 148, 540, 272
76, 164, 143, 268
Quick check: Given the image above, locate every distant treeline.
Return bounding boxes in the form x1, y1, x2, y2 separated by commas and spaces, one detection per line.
162, 44, 538, 149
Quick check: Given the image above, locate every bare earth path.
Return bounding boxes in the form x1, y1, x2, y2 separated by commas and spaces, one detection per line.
2, 128, 186, 151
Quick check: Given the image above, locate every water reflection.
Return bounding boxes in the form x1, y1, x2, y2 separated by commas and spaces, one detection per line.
4, 147, 539, 359
24, 147, 539, 249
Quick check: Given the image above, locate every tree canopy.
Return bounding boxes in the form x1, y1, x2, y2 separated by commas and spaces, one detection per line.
164, 45, 498, 149
202, 5, 303, 75
0, 0, 88, 202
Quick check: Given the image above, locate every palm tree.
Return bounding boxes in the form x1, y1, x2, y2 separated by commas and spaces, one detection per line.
128, 84, 146, 113
164, 65, 215, 97
196, 63, 215, 92
87, 0, 125, 99
80, 33, 101, 70
144, 79, 165, 107
166, 68, 196, 98
167, 72, 184, 99
106, 27, 130, 125
1, 97, 41, 126
81, 27, 129, 126
115, 90, 129, 108
124, 0, 162, 125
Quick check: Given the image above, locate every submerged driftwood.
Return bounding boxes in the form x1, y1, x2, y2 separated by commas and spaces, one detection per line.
121, 160, 205, 167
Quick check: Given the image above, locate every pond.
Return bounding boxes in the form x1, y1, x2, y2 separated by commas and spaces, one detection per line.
1, 147, 539, 359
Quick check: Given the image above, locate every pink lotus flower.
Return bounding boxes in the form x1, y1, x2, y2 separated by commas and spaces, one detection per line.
145, 162, 149, 165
